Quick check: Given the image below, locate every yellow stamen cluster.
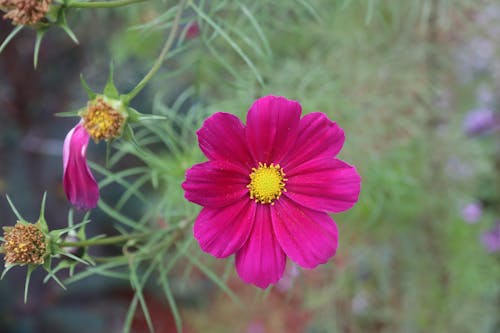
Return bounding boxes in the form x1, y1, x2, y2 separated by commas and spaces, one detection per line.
3, 223, 46, 265
0, 0, 51, 26
82, 97, 126, 143
247, 162, 287, 204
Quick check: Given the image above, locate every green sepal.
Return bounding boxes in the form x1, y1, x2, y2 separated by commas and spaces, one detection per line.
45, 4, 63, 23
54, 108, 85, 117
1, 264, 15, 280
104, 61, 120, 99
0, 26, 23, 54
33, 30, 47, 69
121, 124, 136, 143
57, 10, 79, 44
37, 192, 49, 234
80, 74, 97, 99
127, 107, 166, 123
24, 264, 36, 303
5, 195, 27, 223
42, 257, 67, 290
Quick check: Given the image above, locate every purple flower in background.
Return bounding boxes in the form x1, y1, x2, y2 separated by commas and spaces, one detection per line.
463, 108, 499, 136
481, 222, 500, 253
461, 202, 483, 224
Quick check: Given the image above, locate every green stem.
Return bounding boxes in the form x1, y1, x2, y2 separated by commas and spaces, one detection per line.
68, 0, 149, 9
59, 231, 153, 247
124, 0, 187, 102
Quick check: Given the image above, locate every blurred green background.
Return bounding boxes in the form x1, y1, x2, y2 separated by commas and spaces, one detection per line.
0, 0, 499, 332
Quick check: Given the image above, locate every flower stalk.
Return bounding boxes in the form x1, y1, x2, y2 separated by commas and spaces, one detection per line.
58, 230, 157, 248
124, 0, 187, 102
67, 0, 149, 9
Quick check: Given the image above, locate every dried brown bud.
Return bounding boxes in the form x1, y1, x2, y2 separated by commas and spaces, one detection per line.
81, 97, 127, 143
3, 223, 47, 265
0, 0, 52, 26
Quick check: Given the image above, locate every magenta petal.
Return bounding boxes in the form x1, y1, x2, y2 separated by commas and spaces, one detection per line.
235, 205, 286, 288
63, 123, 99, 210
182, 160, 249, 208
194, 199, 256, 258
272, 197, 338, 269
281, 112, 345, 169
285, 157, 361, 213
197, 112, 253, 167
245, 96, 301, 163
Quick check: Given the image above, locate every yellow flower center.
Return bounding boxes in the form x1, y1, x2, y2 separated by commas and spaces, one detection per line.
247, 162, 287, 204
82, 97, 126, 142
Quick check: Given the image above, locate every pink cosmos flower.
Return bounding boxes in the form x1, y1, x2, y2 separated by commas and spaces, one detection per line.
182, 95, 361, 288
62, 96, 127, 210
63, 123, 99, 210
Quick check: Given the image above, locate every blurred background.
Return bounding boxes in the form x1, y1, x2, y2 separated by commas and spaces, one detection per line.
0, 0, 499, 332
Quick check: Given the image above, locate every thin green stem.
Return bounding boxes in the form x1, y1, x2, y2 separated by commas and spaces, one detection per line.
59, 231, 154, 247
68, 0, 148, 9
124, 0, 187, 102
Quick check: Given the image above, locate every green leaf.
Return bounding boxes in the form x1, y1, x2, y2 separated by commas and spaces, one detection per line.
185, 253, 241, 306
123, 295, 139, 333
103, 61, 120, 98
158, 264, 182, 333
115, 174, 150, 211
98, 199, 148, 231
42, 261, 67, 290
191, 2, 264, 86
61, 252, 91, 266
239, 4, 272, 56
129, 261, 156, 333
365, 0, 376, 24
295, 0, 323, 23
